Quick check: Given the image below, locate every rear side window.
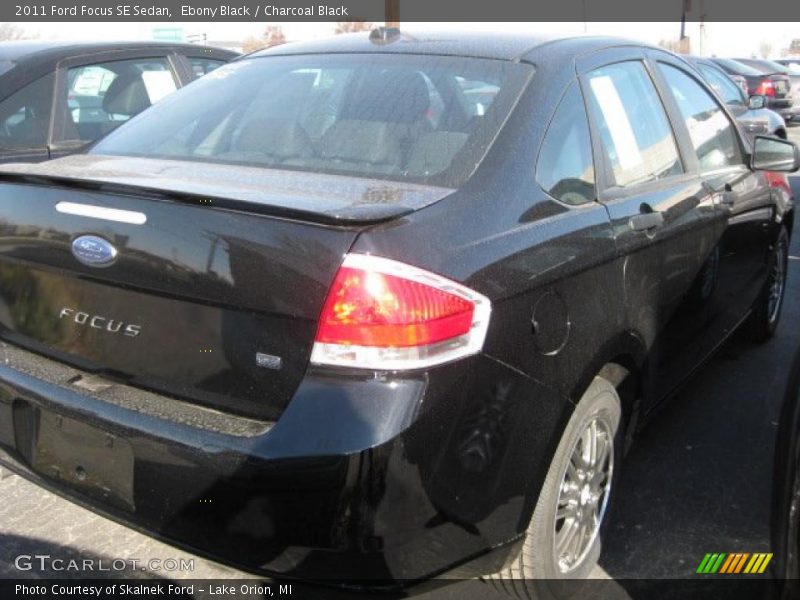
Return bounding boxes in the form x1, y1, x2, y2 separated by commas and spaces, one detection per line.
536, 82, 595, 205
658, 63, 743, 172
0, 72, 54, 151
55, 57, 178, 145
698, 64, 746, 107
586, 61, 682, 188
91, 54, 533, 188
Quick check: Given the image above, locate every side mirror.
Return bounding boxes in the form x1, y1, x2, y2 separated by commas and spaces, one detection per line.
751, 135, 800, 172
748, 94, 766, 110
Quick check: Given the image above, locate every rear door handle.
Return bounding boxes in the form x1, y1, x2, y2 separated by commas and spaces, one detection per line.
629, 211, 664, 231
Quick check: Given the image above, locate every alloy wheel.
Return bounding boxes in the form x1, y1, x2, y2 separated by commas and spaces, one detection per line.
553, 415, 614, 573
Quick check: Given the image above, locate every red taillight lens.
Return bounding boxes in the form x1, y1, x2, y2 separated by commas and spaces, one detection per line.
756, 79, 775, 96
311, 254, 491, 370
316, 266, 474, 347
765, 171, 791, 194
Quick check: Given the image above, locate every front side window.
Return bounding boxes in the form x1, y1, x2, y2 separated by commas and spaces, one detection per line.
91, 54, 533, 188
586, 61, 683, 188
0, 72, 54, 151
658, 63, 743, 172
56, 57, 178, 144
536, 82, 595, 205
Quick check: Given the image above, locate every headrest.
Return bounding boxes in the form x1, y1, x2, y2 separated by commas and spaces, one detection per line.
235, 118, 314, 158
318, 119, 401, 165
341, 70, 430, 125
102, 73, 151, 117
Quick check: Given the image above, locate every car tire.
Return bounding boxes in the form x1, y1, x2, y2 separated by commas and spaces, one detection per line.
745, 225, 789, 342
487, 376, 623, 599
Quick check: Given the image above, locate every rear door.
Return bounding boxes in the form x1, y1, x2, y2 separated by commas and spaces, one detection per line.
577, 48, 719, 406
49, 50, 181, 159
652, 55, 773, 346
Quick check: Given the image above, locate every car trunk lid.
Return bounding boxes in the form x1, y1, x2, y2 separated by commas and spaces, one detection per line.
0, 156, 455, 420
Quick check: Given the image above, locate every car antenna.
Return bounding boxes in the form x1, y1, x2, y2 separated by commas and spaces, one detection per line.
369, 26, 402, 44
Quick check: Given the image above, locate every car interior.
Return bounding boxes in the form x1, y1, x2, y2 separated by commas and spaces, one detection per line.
61, 60, 177, 144
147, 63, 503, 183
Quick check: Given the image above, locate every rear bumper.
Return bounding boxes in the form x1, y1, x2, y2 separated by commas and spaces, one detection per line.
0, 342, 570, 585
771, 101, 800, 119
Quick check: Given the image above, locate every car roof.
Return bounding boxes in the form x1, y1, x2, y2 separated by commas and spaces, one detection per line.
0, 40, 237, 63
0, 40, 239, 102
252, 30, 653, 63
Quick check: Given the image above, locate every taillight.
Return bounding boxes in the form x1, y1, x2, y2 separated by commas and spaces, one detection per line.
755, 78, 776, 97
765, 171, 791, 195
311, 254, 491, 370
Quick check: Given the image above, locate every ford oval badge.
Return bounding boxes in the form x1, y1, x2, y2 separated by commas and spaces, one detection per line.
71, 235, 118, 267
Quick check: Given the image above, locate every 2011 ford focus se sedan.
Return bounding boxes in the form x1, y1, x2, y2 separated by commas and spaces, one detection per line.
0, 30, 796, 596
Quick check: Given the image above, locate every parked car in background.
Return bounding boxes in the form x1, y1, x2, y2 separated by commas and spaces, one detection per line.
735, 58, 800, 121
711, 57, 797, 121
686, 56, 787, 140
0, 41, 238, 164
0, 32, 795, 597
727, 72, 750, 95
773, 58, 800, 73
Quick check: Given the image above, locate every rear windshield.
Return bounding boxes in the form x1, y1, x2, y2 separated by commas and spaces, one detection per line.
91, 53, 532, 188
0, 61, 14, 78
745, 59, 791, 75
713, 58, 765, 77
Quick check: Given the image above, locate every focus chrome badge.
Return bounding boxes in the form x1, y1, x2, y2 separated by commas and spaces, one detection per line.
71, 235, 117, 267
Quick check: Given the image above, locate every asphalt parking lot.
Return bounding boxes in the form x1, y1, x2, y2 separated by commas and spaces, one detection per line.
2, 128, 800, 599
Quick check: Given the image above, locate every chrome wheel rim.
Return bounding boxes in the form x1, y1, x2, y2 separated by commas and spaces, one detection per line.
768, 240, 787, 325
553, 415, 614, 573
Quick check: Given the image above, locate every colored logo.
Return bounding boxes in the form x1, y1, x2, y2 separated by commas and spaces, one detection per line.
697, 552, 773, 574
71, 235, 118, 267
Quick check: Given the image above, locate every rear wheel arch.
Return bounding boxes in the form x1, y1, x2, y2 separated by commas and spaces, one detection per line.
570, 334, 647, 437
598, 355, 641, 432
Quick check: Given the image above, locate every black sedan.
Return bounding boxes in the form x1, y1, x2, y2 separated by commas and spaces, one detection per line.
735, 58, 800, 121
711, 57, 796, 121
685, 55, 787, 140
0, 31, 795, 596
0, 41, 237, 164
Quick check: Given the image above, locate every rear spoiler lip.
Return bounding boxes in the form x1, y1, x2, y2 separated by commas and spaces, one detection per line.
0, 171, 415, 227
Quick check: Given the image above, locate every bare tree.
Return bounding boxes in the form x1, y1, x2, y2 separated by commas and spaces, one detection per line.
241, 25, 287, 54
0, 23, 35, 41
760, 41, 773, 59
334, 21, 373, 34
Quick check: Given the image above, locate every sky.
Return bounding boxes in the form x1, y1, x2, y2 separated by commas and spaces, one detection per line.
6, 21, 800, 57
